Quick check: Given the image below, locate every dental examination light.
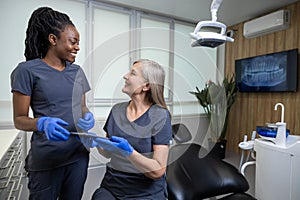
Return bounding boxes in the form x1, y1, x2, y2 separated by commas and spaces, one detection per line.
190, 0, 234, 48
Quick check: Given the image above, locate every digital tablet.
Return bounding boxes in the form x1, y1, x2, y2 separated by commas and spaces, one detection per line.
71, 132, 109, 140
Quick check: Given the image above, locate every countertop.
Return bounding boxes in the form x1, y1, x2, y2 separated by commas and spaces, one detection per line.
0, 129, 20, 159
255, 134, 300, 156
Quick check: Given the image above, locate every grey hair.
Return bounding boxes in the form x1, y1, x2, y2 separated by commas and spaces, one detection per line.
133, 59, 167, 109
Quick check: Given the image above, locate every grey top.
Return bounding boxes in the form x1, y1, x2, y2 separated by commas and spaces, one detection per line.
10, 58, 90, 171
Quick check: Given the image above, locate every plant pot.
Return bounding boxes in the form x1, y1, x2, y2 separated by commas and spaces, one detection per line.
208, 138, 227, 159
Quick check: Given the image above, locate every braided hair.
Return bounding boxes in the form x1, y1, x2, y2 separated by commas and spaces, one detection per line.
24, 7, 74, 61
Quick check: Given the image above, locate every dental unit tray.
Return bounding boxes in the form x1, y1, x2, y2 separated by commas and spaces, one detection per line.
256, 126, 290, 138
71, 132, 109, 140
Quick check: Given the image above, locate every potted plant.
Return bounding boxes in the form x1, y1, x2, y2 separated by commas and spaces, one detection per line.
189, 74, 238, 158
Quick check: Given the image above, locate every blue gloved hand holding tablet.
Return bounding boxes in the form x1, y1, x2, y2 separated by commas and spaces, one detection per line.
37, 117, 70, 141
94, 136, 134, 157
78, 133, 133, 157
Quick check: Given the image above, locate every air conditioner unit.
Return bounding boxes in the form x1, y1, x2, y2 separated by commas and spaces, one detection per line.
243, 10, 290, 39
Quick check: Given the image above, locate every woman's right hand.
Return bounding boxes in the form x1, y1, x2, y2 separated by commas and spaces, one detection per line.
36, 117, 70, 141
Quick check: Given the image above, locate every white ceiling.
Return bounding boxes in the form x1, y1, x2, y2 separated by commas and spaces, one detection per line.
103, 0, 299, 26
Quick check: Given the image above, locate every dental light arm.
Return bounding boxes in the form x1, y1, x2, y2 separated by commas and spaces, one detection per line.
210, 0, 223, 21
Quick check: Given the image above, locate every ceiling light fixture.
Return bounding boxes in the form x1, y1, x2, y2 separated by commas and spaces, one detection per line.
190, 0, 234, 48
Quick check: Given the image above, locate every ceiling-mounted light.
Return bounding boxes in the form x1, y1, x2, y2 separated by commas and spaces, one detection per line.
190, 0, 234, 48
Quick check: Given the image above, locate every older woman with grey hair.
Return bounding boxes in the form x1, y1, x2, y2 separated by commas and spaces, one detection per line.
85, 59, 172, 200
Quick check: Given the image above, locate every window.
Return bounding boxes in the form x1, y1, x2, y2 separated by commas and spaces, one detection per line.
0, 0, 86, 124
0, 0, 218, 125
91, 5, 131, 102
88, 2, 218, 118
173, 22, 217, 115
140, 15, 172, 100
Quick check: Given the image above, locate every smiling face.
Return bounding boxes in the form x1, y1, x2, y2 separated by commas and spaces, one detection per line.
122, 62, 149, 97
50, 25, 80, 63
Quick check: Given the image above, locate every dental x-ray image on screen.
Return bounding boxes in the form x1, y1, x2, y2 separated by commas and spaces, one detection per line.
235, 49, 298, 92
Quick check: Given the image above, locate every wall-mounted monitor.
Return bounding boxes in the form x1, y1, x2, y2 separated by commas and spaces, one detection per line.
235, 49, 298, 92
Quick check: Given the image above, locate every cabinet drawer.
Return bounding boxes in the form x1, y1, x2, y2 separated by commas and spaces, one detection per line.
0, 133, 26, 200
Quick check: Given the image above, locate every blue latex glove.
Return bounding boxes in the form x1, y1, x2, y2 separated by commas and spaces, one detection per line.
37, 117, 70, 141
95, 136, 134, 157
77, 112, 95, 131
79, 132, 102, 148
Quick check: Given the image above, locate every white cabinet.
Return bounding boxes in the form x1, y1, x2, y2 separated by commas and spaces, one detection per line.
254, 136, 300, 200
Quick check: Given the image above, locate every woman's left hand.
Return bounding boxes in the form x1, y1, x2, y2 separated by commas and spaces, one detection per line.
77, 112, 95, 131
95, 136, 134, 157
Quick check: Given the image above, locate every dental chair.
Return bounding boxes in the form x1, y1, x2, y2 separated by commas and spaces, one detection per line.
167, 123, 256, 200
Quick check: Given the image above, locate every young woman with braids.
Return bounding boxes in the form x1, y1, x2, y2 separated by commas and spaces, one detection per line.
10, 7, 95, 199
